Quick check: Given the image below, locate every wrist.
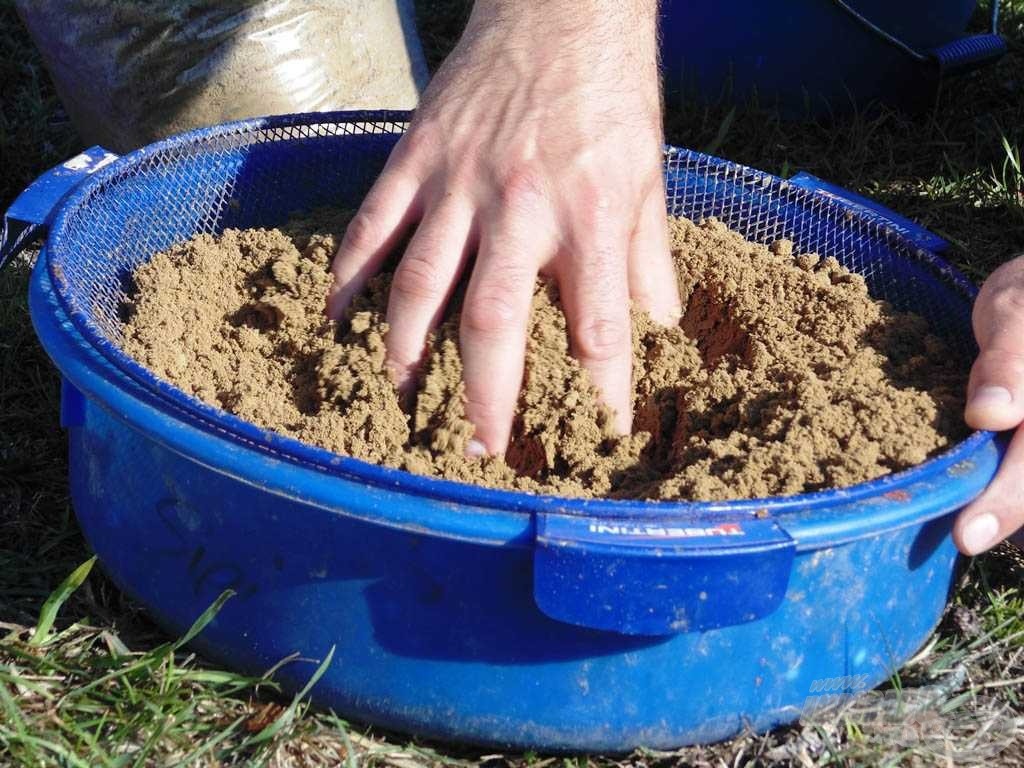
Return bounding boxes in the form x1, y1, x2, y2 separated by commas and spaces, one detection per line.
466, 1, 659, 62
468, 0, 659, 28
462, 0, 661, 100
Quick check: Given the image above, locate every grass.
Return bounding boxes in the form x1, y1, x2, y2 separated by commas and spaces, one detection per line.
2, 0, 1024, 764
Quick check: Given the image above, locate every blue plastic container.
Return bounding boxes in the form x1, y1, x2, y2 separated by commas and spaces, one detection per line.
1, 111, 1002, 751
660, 0, 1006, 114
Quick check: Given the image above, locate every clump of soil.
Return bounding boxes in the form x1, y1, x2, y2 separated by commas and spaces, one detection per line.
120, 211, 967, 501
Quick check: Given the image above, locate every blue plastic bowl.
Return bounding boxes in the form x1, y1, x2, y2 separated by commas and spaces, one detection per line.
2, 111, 1001, 751
660, 0, 1006, 114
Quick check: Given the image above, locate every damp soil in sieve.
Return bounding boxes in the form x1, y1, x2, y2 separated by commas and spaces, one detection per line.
119, 210, 968, 501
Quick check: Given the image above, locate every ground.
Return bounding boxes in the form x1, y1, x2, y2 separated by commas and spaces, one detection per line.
1, 0, 1023, 765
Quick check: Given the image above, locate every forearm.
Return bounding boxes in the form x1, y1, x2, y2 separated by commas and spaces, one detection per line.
467, 0, 660, 39
432, 0, 662, 123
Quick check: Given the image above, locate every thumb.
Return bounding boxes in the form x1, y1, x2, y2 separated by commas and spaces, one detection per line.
965, 258, 1024, 431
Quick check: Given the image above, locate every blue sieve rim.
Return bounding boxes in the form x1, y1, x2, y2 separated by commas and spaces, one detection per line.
44, 110, 995, 519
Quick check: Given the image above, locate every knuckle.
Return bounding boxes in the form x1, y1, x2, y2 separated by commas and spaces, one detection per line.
391, 252, 445, 303
573, 314, 629, 363
461, 290, 520, 337
462, 393, 505, 426
461, 262, 533, 337
342, 211, 379, 253
987, 284, 1024, 318
575, 177, 615, 219
498, 164, 547, 210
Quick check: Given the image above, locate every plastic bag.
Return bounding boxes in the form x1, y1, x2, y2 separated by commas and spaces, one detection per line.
15, 0, 429, 152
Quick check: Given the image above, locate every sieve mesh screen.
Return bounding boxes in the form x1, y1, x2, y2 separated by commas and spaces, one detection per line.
46, 111, 977, 444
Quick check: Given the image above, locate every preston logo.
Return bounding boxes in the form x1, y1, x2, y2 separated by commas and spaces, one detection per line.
587, 523, 745, 538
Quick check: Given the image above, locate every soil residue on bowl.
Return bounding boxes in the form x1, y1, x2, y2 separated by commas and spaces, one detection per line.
120, 211, 968, 501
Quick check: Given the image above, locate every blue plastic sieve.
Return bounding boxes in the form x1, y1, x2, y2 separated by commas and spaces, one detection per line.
2, 111, 1002, 750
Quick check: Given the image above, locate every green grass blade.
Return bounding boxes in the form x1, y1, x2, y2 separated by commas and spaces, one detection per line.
174, 715, 246, 767
29, 556, 96, 646
1003, 133, 1022, 176
336, 718, 360, 768
173, 589, 235, 649
702, 106, 737, 156
0, 729, 94, 768
246, 645, 336, 746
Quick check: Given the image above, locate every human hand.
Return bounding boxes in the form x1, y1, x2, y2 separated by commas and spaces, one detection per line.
955, 255, 1024, 554
326, 0, 681, 456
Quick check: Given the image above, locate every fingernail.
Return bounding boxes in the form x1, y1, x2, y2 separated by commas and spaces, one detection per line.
969, 385, 1013, 412
465, 438, 488, 458
962, 512, 1000, 554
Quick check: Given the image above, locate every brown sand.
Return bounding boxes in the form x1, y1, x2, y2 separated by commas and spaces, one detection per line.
120, 211, 967, 501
